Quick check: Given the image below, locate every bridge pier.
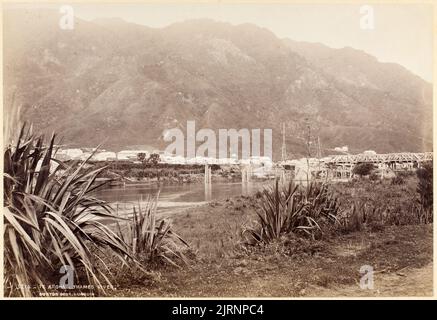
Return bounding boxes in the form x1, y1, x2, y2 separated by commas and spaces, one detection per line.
204, 164, 211, 185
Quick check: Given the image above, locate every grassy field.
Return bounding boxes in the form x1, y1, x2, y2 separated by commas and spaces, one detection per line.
109, 176, 433, 297
112, 200, 432, 297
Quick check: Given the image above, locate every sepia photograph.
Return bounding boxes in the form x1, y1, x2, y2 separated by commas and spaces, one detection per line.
1, 1, 434, 302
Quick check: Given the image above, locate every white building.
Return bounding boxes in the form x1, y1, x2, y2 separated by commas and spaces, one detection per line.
252, 166, 275, 178
185, 158, 197, 165
205, 157, 219, 165
93, 151, 117, 161
117, 150, 150, 161
363, 150, 377, 155
216, 158, 237, 165
54, 148, 84, 160
194, 156, 208, 165
63, 148, 83, 160
239, 158, 251, 165
247, 156, 273, 166
161, 155, 186, 165
79, 152, 93, 161
172, 155, 187, 165
334, 146, 349, 153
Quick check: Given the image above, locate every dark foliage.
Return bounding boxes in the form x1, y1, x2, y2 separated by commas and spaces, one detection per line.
352, 163, 376, 177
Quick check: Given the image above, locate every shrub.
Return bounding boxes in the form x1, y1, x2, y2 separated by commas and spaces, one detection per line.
391, 170, 414, 185
146, 153, 160, 165
343, 203, 364, 232
398, 170, 415, 178
340, 202, 386, 232
243, 180, 340, 244
210, 164, 221, 171
136, 152, 146, 162
333, 175, 427, 226
352, 163, 376, 177
416, 162, 433, 223
115, 193, 190, 268
369, 172, 379, 181
3, 124, 132, 296
391, 175, 405, 185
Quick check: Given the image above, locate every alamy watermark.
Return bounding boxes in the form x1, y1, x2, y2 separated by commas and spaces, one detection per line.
359, 265, 374, 290
59, 5, 74, 30
360, 5, 374, 30
163, 120, 273, 160
59, 265, 75, 289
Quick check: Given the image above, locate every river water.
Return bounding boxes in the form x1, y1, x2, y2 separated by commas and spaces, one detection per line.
94, 181, 270, 215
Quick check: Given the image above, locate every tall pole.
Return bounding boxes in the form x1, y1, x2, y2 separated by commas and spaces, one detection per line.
281, 123, 287, 162
204, 164, 211, 185
317, 136, 322, 159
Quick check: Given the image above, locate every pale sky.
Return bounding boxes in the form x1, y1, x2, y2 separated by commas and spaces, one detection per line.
5, 3, 433, 82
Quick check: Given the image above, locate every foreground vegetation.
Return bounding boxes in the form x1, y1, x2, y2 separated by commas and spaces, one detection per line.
3, 126, 188, 297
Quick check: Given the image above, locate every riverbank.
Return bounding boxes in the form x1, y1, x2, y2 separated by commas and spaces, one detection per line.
111, 199, 433, 297
95, 162, 247, 184
107, 176, 433, 297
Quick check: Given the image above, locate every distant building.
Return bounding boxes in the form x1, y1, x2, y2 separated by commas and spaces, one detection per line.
172, 155, 187, 165
249, 156, 273, 167
117, 150, 150, 161
194, 156, 208, 165
252, 165, 275, 178
186, 158, 197, 165
363, 150, 377, 155
239, 158, 251, 165
161, 155, 186, 165
217, 158, 229, 165
217, 158, 237, 165
55, 148, 83, 160
334, 146, 349, 153
94, 151, 117, 161
65, 148, 83, 159
79, 152, 92, 161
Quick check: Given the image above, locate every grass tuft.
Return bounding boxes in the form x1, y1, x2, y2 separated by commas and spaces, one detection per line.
243, 179, 341, 244
115, 193, 190, 269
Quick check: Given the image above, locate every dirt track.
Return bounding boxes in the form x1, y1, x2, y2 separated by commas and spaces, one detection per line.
306, 263, 433, 297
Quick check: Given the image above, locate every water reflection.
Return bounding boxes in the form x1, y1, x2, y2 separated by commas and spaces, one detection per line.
242, 181, 254, 196
204, 182, 212, 201
95, 181, 267, 204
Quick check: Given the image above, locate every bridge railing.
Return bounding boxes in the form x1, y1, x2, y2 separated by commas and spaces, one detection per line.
325, 152, 432, 164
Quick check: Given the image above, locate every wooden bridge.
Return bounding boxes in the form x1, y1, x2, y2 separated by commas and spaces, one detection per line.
320, 152, 433, 180
324, 152, 432, 165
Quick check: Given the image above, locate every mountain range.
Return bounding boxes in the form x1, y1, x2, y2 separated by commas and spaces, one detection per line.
3, 9, 433, 159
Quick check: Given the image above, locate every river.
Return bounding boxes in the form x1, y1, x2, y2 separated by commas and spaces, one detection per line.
94, 181, 270, 215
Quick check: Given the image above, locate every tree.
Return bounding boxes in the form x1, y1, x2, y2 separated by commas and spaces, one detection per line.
146, 153, 160, 166
352, 163, 375, 177
146, 153, 161, 181
137, 152, 147, 163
